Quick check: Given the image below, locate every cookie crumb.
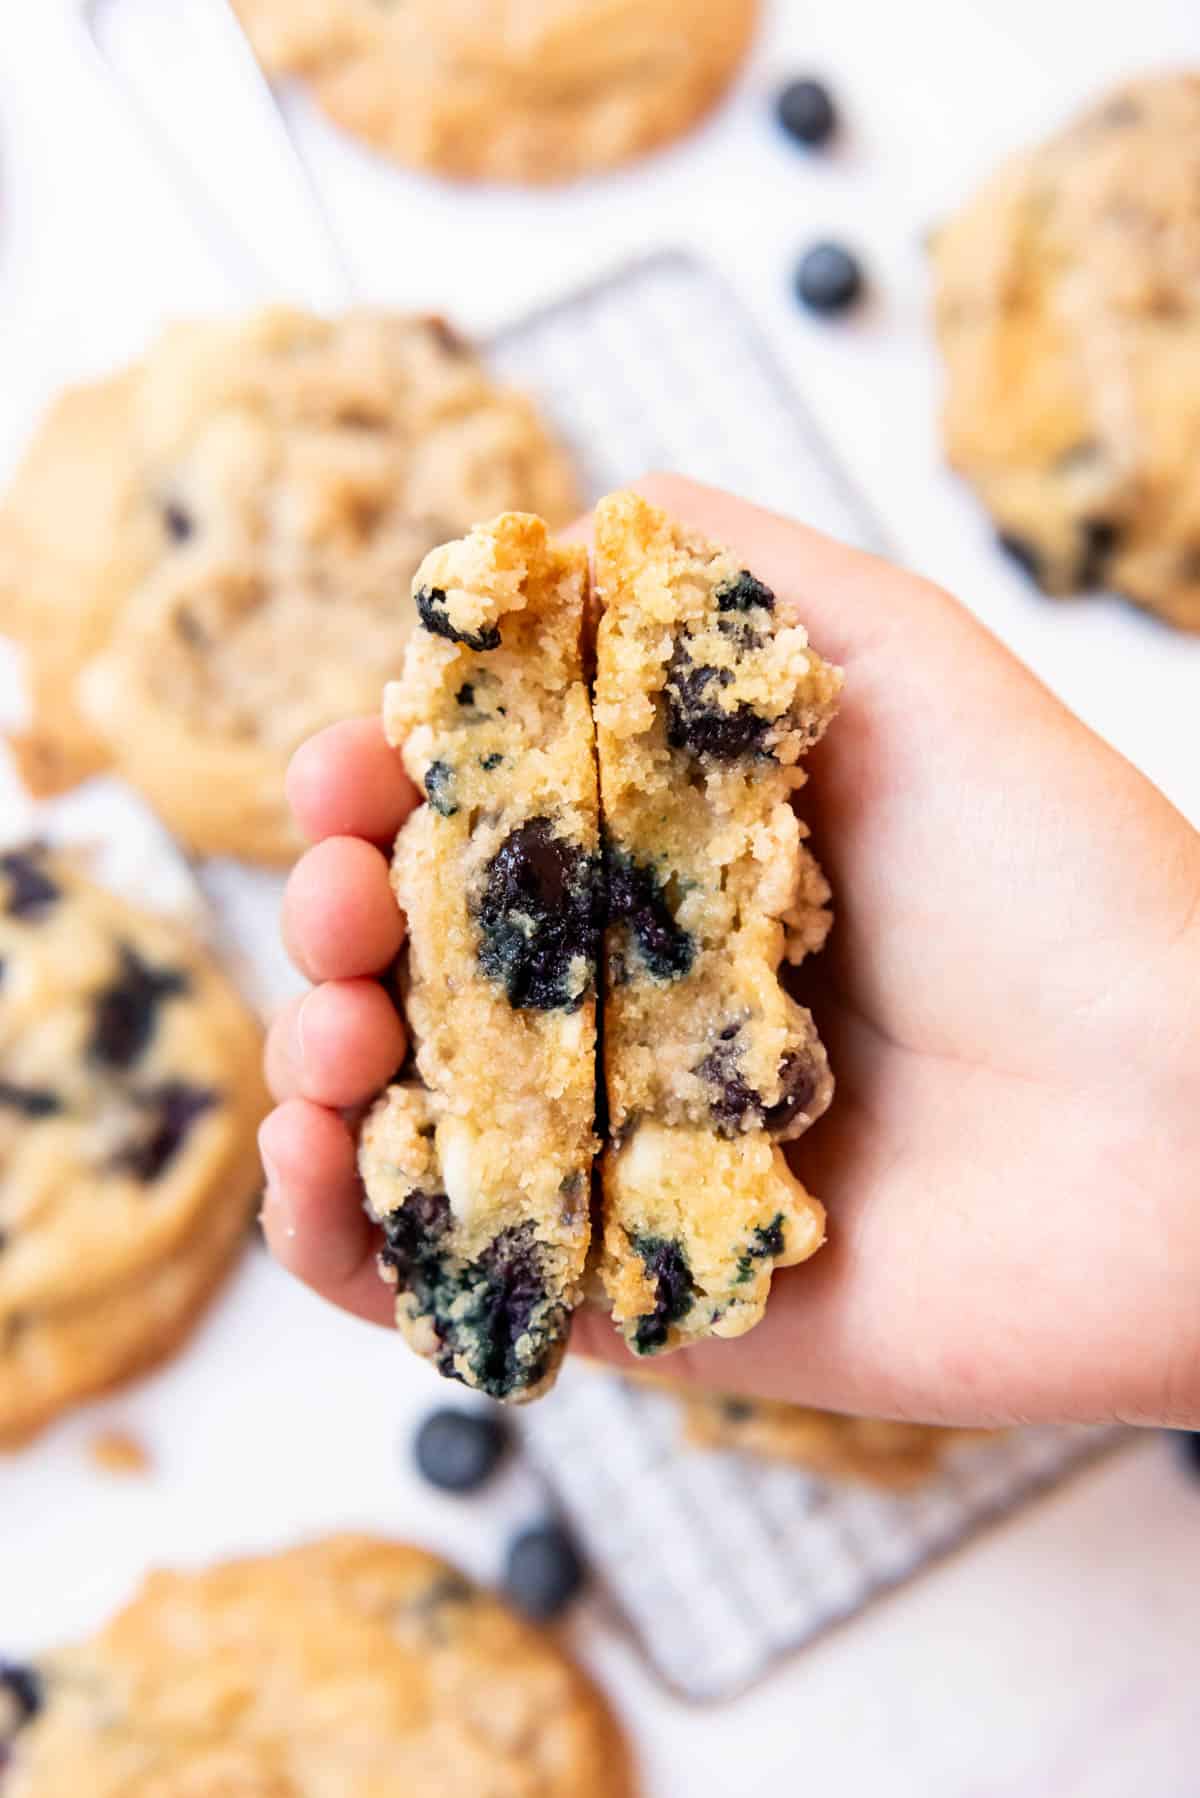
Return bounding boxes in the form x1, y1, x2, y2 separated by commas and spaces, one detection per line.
88, 1429, 151, 1476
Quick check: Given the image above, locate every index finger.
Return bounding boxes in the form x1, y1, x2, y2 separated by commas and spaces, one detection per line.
286, 716, 419, 848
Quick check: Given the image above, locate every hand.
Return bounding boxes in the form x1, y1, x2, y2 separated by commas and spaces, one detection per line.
259, 474, 1200, 1429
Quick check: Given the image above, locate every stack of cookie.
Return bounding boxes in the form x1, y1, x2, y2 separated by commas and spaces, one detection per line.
1, 308, 579, 862
0, 846, 267, 1446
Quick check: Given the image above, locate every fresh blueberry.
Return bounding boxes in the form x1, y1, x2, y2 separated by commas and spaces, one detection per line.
504, 1524, 585, 1621
776, 78, 837, 148
795, 242, 864, 316
414, 1407, 509, 1493
1174, 1431, 1200, 1477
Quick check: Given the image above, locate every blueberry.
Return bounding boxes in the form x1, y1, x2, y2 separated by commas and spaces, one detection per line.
1076, 517, 1121, 589
0, 1661, 42, 1730
416, 586, 500, 653
776, 78, 837, 148
996, 532, 1045, 587
476, 819, 599, 1012
761, 1050, 819, 1133
0, 849, 60, 920
1174, 1431, 1200, 1477
714, 570, 775, 614
631, 1235, 695, 1354
605, 850, 694, 982
0, 1082, 61, 1120
504, 1524, 585, 1621
719, 1396, 755, 1423
424, 760, 458, 817
794, 242, 864, 316
664, 643, 770, 760
735, 1213, 786, 1284
162, 501, 194, 543
88, 946, 188, 1070
115, 1083, 217, 1182
414, 1407, 508, 1493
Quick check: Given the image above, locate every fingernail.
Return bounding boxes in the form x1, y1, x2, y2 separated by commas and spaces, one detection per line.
258, 1137, 297, 1243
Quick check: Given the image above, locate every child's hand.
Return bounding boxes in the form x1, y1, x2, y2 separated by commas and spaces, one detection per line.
260, 475, 1200, 1428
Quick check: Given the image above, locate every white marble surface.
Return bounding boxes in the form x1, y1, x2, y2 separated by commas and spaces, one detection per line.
1, 3, 1199, 1793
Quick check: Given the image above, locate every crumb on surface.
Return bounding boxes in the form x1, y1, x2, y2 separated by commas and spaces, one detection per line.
88, 1428, 151, 1476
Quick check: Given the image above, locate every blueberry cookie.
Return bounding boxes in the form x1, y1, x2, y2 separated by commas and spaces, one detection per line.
683, 1393, 983, 1489
0, 1535, 633, 1796
232, 0, 758, 185
359, 516, 600, 1402
933, 71, 1200, 630
2, 309, 578, 859
0, 847, 266, 1444
592, 493, 840, 1355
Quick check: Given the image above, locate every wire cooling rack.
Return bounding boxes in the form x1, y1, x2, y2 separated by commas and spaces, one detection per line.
68, 7, 1131, 1703
490, 249, 1127, 1701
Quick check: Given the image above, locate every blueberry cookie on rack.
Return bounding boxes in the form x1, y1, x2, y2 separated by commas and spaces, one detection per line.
0, 846, 267, 1446
359, 516, 600, 1402
592, 492, 841, 1355
933, 71, 1200, 629
1, 309, 578, 859
0, 1536, 633, 1796
232, 0, 758, 185
682, 1393, 983, 1490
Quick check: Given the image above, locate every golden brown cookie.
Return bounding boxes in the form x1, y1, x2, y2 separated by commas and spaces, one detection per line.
231, 0, 758, 184
0, 846, 266, 1446
682, 1393, 982, 1489
592, 493, 838, 1356
2, 309, 579, 860
360, 516, 599, 1402
1, 1536, 634, 1796
933, 71, 1200, 630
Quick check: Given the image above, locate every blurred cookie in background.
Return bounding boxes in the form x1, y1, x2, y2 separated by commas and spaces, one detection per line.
231, 0, 758, 184
0, 845, 267, 1446
1, 308, 579, 862
0, 1535, 634, 1796
682, 1392, 983, 1490
933, 71, 1200, 630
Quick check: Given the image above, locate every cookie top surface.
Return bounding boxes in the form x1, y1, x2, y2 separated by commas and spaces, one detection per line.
232, 0, 757, 183
933, 71, 1200, 629
2, 309, 578, 858
2, 1536, 632, 1797
0, 846, 266, 1318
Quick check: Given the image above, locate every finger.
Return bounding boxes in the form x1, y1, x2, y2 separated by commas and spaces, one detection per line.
282, 837, 405, 982
258, 1099, 394, 1326
287, 717, 419, 848
265, 979, 407, 1107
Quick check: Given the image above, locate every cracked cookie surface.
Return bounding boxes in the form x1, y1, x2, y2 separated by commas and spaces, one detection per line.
1, 309, 577, 857
0, 1536, 633, 1797
0, 847, 266, 1445
592, 493, 840, 1355
359, 516, 599, 1402
934, 71, 1200, 630
233, 0, 758, 184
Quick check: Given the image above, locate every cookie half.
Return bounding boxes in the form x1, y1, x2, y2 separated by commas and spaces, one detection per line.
592, 492, 840, 1355
682, 1394, 982, 1489
359, 515, 600, 1402
1, 1536, 633, 1796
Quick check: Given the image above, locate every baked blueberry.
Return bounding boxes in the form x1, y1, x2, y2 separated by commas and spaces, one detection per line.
0, 849, 60, 921
1174, 1431, 1200, 1477
795, 242, 864, 316
776, 77, 837, 148
631, 1235, 695, 1353
664, 642, 770, 760
1077, 518, 1121, 588
714, 570, 775, 613
423, 760, 458, 816
416, 585, 501, 653
605, 849, 694, 982
414, 1407, 509, 1492
504, 1524, 585, 1621
0, 1081, 61, 1119
475, 818, 599, 1011
996, 532, 1045, 586
116, 1083, 218, 1182
89, 946, 188, 1070
0, 1660, 42, 1731
162, 500, 194, 543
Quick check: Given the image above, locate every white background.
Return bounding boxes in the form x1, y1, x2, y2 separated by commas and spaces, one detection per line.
2, 3, 1200, 1793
